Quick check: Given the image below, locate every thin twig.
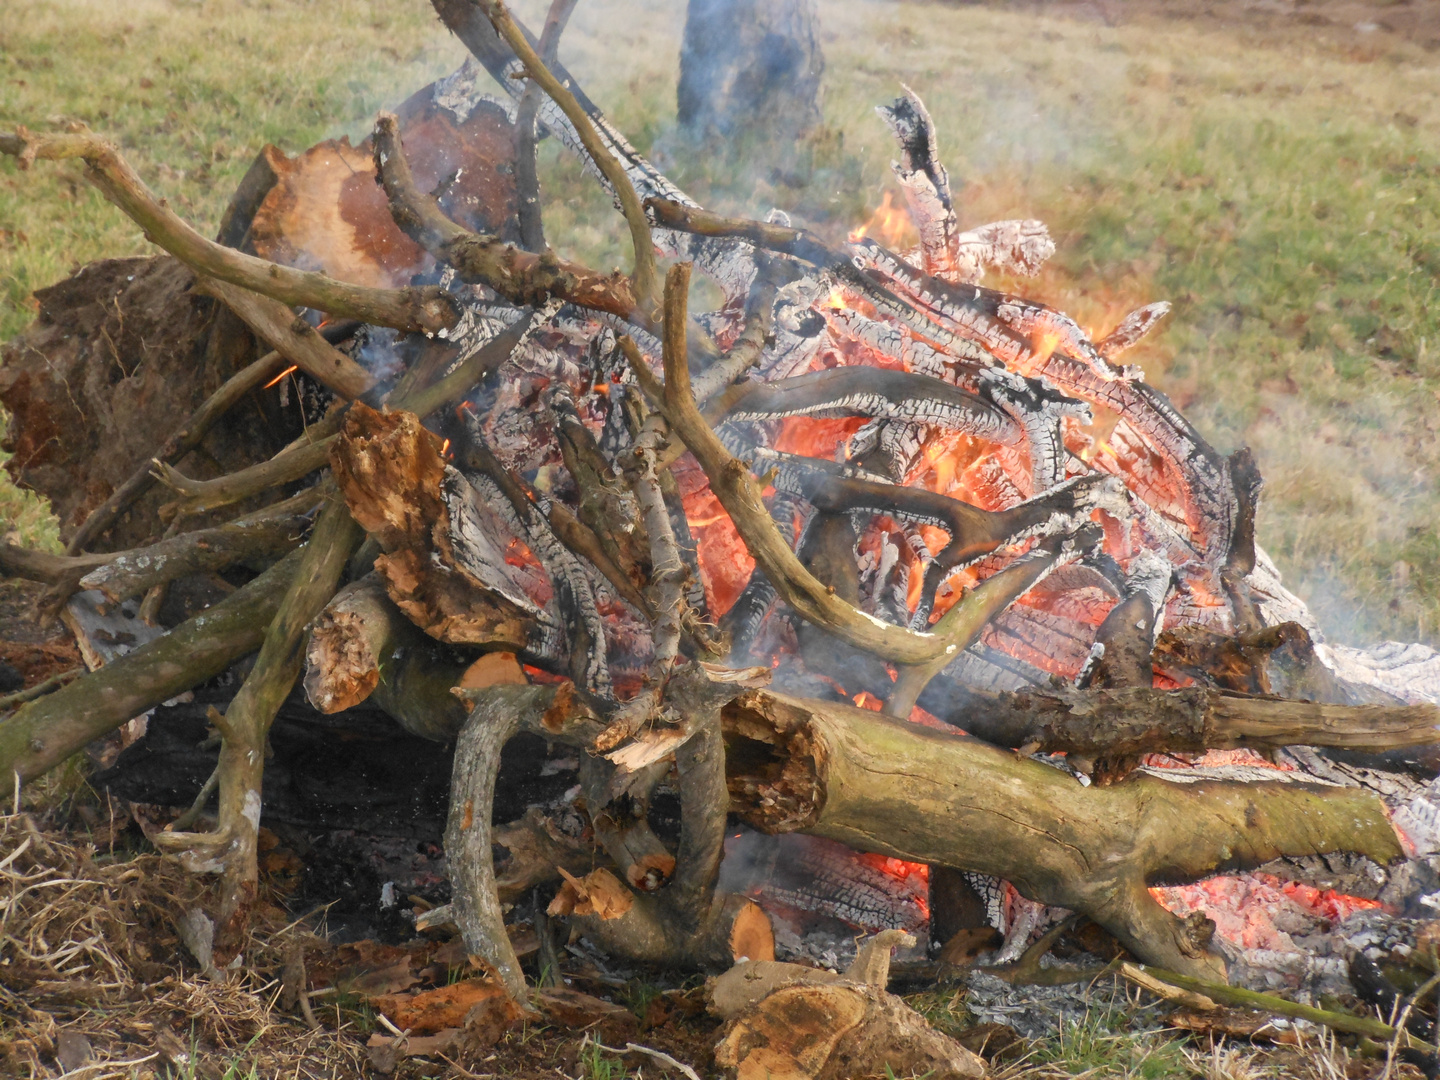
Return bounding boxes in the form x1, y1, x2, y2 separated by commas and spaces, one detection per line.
593, 1039, 703, 1080
1382, 967, 1440, 1080
1136, 964, 1437, 1050
513, 0, 579, 252
0, 668, 83, 712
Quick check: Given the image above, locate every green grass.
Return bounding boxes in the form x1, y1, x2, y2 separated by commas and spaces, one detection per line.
1025, 1008, 1192, 1080
3, 0, 1439, 647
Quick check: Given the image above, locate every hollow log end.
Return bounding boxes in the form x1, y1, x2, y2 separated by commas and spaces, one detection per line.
722, 689, 828, 834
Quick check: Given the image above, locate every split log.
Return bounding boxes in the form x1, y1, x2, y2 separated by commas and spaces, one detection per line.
945, 685, 1440, 764
328, 403, 543, 651
721, 687, 1406, 979
638, 261, 1098, 669
0, 547, 302, 797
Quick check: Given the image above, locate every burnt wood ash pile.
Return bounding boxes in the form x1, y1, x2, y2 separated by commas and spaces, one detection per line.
5, 0, 1440, 1046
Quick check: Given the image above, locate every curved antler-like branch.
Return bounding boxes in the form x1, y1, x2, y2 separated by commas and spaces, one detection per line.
473, 0, 660, 311
641, 262, 1091, 667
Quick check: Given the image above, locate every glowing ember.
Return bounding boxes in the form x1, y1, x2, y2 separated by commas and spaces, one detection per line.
1153, 873, 1385, 953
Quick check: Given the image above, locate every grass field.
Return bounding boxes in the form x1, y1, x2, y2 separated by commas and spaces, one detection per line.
2, 0, 1439, 651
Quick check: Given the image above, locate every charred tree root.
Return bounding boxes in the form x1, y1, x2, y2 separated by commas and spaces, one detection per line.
64, 344, 292, 555
0, 548, 303, 797
446, 675, 773, 1000
721, 688, 1406, 980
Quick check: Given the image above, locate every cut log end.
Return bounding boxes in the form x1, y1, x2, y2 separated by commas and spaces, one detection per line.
303, 607, 380, 714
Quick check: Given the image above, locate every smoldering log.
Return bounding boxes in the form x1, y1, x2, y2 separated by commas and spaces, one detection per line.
721, 687, 1405, 979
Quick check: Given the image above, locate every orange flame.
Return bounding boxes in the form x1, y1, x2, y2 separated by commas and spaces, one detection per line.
1030, 327, 1063, 366
849, 190, 916, 249
263, 364, 298, 389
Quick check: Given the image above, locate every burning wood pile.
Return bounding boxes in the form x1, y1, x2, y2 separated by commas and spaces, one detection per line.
7, 0, 1440, 1072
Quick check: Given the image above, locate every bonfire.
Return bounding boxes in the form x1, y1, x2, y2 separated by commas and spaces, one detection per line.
4, 0, 1440, 1077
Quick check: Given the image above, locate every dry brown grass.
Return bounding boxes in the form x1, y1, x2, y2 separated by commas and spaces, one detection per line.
0, 811, 364, 1079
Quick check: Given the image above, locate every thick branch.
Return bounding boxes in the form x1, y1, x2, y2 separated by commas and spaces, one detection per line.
447, 683, 605, 998
151, 499, 362, 918
0, 548, 302, 796
722, 688, 1406, 979
69, 488, 321, 605
594, 267, 693, 751
0, 127, 459, 334
951, 685, 1440, 759
155, 426, 339, 520
196, 278, 375, 400
372, 114, 635, 317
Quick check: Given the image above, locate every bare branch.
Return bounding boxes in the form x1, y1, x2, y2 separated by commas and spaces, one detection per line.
474, 0, 659, 310
195, 277, 375, 400
513, 0, 580, 252
372, 113, 636, 317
